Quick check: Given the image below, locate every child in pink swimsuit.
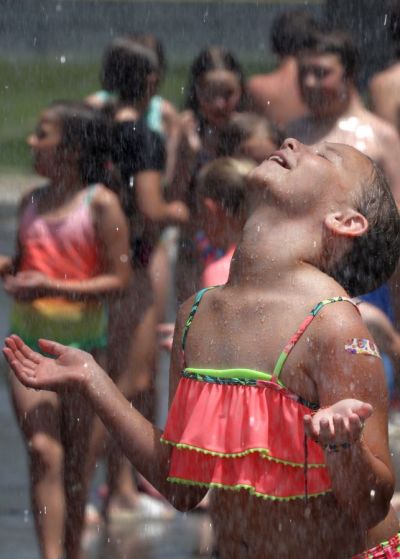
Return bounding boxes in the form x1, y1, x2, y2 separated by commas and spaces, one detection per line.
1, 101, 130, 559
5, 139, 400, 558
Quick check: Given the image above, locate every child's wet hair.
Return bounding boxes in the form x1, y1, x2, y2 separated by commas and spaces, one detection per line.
101, 36, 159, 101
218, 112, 281, 157
270, 9, 320, 57
330, 162, 400, 296
184, 46, 247, 115
302, 29, 360, 80
47, 101, 111, 185
196, 157, 255, 218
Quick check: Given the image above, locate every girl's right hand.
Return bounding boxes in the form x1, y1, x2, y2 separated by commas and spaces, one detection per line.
3, 335, 102, 393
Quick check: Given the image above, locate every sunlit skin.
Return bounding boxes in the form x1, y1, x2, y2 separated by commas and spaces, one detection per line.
248, 56, 308, 129
369, 61, 400, 130
4, 139, 398, 558
287, 52, 400, 205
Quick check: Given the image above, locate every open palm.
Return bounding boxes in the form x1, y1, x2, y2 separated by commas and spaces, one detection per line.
304, 399, 373, 448
3, 335, 97, 392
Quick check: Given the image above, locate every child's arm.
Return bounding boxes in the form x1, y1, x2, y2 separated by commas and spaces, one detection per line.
304, 304, 394, 529
4, 187, 131, 301
134, 170, 189, 224
168, 111, 201, 203
3, 302, 207, 511
358, 301, 400, 363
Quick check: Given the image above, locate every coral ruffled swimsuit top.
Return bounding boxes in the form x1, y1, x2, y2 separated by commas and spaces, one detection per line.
161, 287, 359, 501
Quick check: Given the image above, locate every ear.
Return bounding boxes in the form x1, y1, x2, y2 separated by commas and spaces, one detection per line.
324, 210, 368, 238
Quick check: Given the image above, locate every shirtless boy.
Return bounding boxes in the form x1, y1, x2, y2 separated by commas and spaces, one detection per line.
287, 30, 400, 204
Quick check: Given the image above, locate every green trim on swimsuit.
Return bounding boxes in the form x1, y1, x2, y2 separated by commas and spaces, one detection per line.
160, 438, 326, 468
184, 367, 284, 385
167, 477, 332, 501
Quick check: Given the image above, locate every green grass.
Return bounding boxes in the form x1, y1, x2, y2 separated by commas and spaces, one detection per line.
0, 55, 273, 172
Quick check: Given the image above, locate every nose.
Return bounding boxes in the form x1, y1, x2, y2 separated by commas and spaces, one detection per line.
281, 138, 302, 152
213, 96, 227, 110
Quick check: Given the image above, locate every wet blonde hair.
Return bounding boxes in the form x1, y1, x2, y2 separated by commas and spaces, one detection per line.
196, 157, 255, 218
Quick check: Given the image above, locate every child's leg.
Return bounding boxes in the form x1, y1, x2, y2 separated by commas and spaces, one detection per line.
105, 278, 159, 514
148, 229, 177, 323
9, 374, 64, 559
61, 390, 95, 559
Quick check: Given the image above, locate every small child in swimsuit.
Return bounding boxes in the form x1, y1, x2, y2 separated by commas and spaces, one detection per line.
5, 138, 400, 558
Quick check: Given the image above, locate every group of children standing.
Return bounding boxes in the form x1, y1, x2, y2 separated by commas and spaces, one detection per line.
3, 7, 400, 559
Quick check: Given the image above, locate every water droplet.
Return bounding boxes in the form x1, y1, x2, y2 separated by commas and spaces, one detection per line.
370, 489, 376, 500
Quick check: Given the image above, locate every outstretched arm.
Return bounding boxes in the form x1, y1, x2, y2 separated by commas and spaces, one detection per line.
4, 304, 206, 511
304, 304, 394, 529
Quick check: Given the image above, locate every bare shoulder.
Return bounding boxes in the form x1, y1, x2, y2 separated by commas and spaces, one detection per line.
360, 107, 399, 142
370, 63, 400, 91
314, 299, 368, 342
90, 184, 121, 211
248, 72, 278, 98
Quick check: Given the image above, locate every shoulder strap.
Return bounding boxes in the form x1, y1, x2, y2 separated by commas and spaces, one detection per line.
84, 184, 98, 205
272, 297, 359, 379
181, 287, 217, 354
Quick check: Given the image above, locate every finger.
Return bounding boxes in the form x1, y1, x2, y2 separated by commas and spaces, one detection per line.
348, 413, 364, 441
352, 403, 373, 421
38, 339, 67, 357
4, 350, 36, 381
10, 335, 41, 364
318, 418, 334, 446
304, 415, 320, 441
156, 323, 175, 334
333, 414, 349, 444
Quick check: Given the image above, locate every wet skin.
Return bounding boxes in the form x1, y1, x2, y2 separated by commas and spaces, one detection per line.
4, 140, 397, 559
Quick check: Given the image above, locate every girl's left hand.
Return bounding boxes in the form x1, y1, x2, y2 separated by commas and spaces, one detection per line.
304, 399, 373, 450
4, 271, 51, 300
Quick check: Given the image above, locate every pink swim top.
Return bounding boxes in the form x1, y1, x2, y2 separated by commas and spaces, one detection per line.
10, 185, 107, 351
161, 287, 360, 501
18, 186, 102, 279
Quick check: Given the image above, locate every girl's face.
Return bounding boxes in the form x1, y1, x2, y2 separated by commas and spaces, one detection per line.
27, 110, 64, 177
196, 69, 242, 128
248, 138, 373, 217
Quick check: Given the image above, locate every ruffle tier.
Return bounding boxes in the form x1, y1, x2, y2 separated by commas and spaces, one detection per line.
161, 375, 332, 500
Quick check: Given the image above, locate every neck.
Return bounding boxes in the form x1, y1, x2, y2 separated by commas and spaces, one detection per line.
313, 84, 358, 121
229, 206, 320, 287
48, 166, 85, 198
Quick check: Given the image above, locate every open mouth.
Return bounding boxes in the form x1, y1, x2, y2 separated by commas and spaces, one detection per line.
268, 153, 290, 169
